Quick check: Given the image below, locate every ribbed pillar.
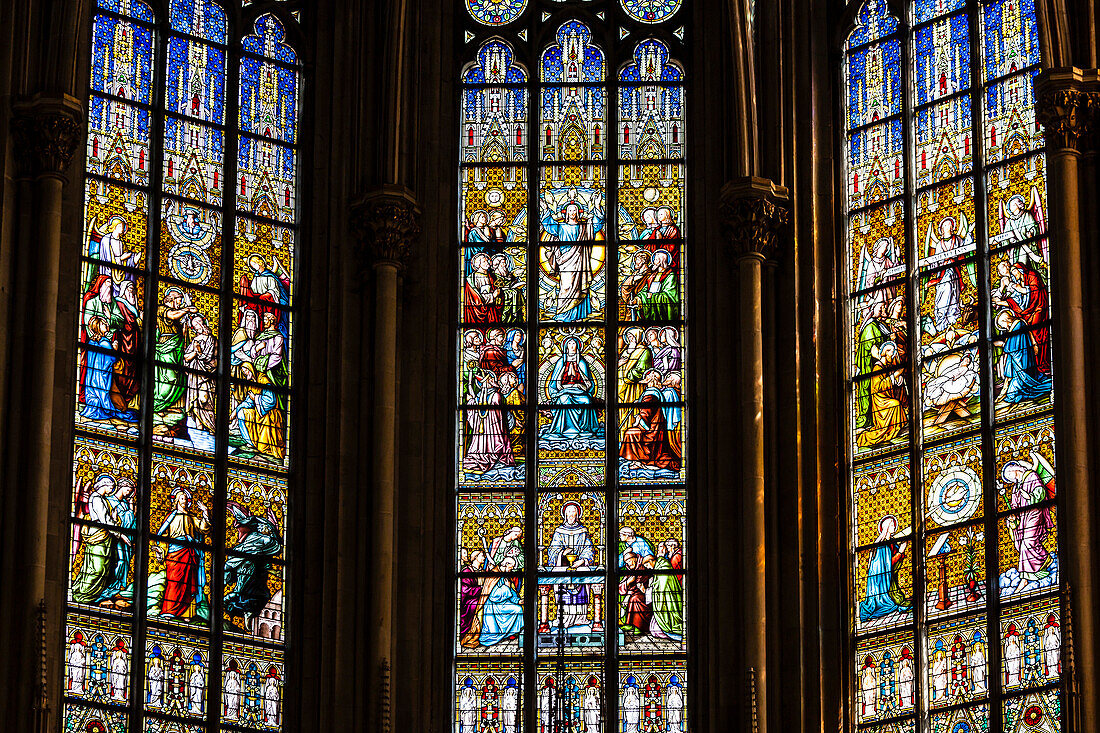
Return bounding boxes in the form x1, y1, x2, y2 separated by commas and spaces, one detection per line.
349, 185, 421, 733
718, 177, 789, 733
1036, 69, 1100, 733
4, 92, 81, 733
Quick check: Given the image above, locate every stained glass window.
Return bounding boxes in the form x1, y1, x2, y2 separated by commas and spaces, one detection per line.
843, 0, 1061, 731
457, 1, 688, 729
68, 2, 302, 731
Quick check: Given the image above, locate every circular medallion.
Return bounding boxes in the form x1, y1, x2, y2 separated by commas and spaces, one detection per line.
1023, 706, 1045, 726
927, 466, 981, 527
620, 0, 681, 24
466, 0, 526, 26
485, 188, 505, 207
169, 243, 214, 285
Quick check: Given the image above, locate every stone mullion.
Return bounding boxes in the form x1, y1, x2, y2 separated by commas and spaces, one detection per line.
1035, 68, 1100, 733
718, 176, 790, 733
8, 92, 83, 733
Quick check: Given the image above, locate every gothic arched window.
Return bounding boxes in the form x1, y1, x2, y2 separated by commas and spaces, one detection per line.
65, 1, 302, 730
456, 0, 689, 730
842, 0, 1061, 731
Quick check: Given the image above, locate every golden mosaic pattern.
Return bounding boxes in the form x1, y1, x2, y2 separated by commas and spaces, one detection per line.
158, 200, 223, 288
618, 488, 686, 557
995, 416, 1056, 513
83, 179, 150, 272
537, 491, 606, 570
617, 162, 684, 238
915, 178, 977, 267
225, 466, 288, 554
852, 453, 911, 549
71, 436, 140, 519
986, 154, 1046, 249
148, 453, 215, 538
460, 166, 529, 242
924, 524, 987, 619
847, 199, 907, 292
457, 492, 525, 570
233, 217, 296, 302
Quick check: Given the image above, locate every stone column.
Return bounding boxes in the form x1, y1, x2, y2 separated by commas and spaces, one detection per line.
5, 92, 81, 733
718, 177, 789, 733
1036, 69, 1100, 733
349, 185, 420, 733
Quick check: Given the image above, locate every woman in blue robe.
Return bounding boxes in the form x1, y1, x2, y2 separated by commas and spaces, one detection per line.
859, 515, 911, 622
544, 337, 601, 440
506, 329, 526, 385
996, 311, 1053, 403
479, 575, 524, 646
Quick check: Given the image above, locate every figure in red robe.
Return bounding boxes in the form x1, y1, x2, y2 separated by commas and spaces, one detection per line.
620, 372, 682, 471
618, 553, 651, 634
464, 252, 502, 323
1004, 262, 1051, 374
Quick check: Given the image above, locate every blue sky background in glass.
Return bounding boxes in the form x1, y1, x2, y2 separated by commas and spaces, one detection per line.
846, 0, 899, 49
464, 86, 527, 127
97, 0, 155, 22
618, 39, 684, 83
243, 14, 299, 65
169, 0, 228, 43
913, 0, 965, 24
463, 40, 528, 84
981, 0, 1040, 82
914, 94, 972, 148
239, 57, 299, 144
88, 95, 151, 154
846, 39, 902, 129
913, 12, 971, 107
847, 118, 905, 197
165, 37, 227, 124
541, 21, 606, 82
92, 15, 155, 104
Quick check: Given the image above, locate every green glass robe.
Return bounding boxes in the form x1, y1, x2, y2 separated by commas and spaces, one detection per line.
636, 270, 679, 321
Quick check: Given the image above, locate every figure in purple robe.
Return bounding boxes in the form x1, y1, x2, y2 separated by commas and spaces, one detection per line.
1002, 461, 1055, 582
463, 374, 516, 473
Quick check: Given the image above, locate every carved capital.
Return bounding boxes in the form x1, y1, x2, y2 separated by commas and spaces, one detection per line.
10, 94, 83, 179
350, 185, 421, 273
1036, 69, 1100, 153
719, 177, 790, 261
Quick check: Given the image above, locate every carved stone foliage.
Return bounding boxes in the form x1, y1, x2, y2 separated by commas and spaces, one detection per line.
10, 94, 83, 178
1036, 70, 1100, 153
719, 177, 791, 260
350, 185, 422, 272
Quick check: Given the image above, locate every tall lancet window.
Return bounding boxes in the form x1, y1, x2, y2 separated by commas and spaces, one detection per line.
65, 1, 303, 731
456, 0, 689, 730
842, 0, 1061, 731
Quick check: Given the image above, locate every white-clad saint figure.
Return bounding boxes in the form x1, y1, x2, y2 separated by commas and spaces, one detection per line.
146, 650, 164, 707
501, 681, 518, 733
224, 662, 243, 720
538, 680, 556, 732
264, 674, 281, 724
931, 644, 948, 701
1042, 618, 1061, 678
68, 633, 87, 693
898, 652, 915, 708
582, 683, 601, 733
1004, 630, 1023, 687
109, 642, 128, 700
969, 634, 988, 692
459, 681, 478, 733
860, 662, 877, 716
622, 682, 641, 733
189, 658, 205, 712
666, 681, 685, 732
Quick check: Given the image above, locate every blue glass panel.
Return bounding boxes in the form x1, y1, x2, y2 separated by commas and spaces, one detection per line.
169, 0, 227, 44
239, 56, 300, 144
97, 0, 155, 22
982, 0, 1041, 82
846, 0, 899, 49
462, 86, 528, 163
914, 12, 972, 107
618, 39, 684, 83
914, 0, 965, 24
541, 21, 606, 83
242, 14, 299, 66
985, 69, 1043, 165
87, 95, 152, 186
91, 15, 155, 105
163, 117, 225, 205
237, 136, 298, 223
165, 37, 227, 124
847, 119, 905, 205
463, 39, 528, 85
915, 97, 974, 188
845, 39, 902, 129
540, 86, 606, 161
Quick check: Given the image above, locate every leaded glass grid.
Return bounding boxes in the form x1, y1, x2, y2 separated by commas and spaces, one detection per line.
841, 1, 1062, 731
456, 2, 689, 731
66, 2, 303, 731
